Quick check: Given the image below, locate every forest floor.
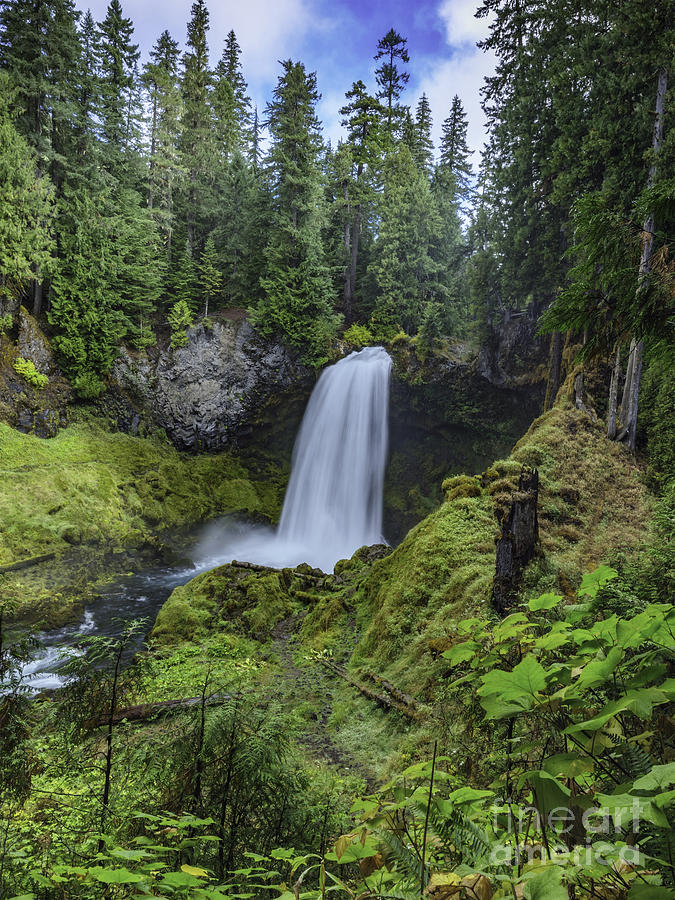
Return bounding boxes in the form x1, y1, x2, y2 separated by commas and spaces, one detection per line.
270, 612, 375, 788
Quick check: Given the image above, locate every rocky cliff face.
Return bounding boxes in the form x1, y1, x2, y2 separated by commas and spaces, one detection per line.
0, 307, 71, 438
111, 318, 312, 452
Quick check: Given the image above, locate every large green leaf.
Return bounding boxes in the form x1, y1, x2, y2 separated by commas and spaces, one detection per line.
568, 645, 624, 694
595, 793, 670, 829
520, 770, 571, 823
479, 656, 547, 701
565, 688, 669, 734
442, 641, 478, 665
88, 866, 144, 884
543, 753, 594, 777
522, 864, 567, 899
578, 565, 618, 598
633, 763, 675, 792
528, 592, 563, 611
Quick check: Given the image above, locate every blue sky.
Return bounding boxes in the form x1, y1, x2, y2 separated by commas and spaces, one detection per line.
73, 0, 495, 160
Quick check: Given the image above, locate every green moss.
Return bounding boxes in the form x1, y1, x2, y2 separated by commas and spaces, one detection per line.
0, 421, 285, 568
441, 474, 482, 501
0, 421, 286, 621
352, 493, 497, 685
243, 572, 293, 633
152, 563, 304, 647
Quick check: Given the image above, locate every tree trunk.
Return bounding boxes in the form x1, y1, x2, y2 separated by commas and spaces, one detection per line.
98, 642, 124, 853
32, 278, 43, 319
607, 344, 621, 439
148, 89, 158, 210
492, 467, 539, 615
626, 339, 644, 452
619, 336, 635, 426
616, 66, 668, 451
342, 184, 351, 320
350, 208, 360, 311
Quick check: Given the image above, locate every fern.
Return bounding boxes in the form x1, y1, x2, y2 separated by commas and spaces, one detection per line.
422, 800, 493, 867
378, 828, 424, 886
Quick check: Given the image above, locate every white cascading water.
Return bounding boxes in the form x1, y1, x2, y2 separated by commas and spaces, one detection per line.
220, 346, 392, 572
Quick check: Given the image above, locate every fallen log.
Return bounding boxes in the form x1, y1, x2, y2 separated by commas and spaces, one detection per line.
84, 692, 233, 728
364, 672, 420, 712
319, 659, 421, 721
0, 552, 56, 574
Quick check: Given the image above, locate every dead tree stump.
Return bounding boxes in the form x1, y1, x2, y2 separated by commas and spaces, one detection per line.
492, 467, 539, 615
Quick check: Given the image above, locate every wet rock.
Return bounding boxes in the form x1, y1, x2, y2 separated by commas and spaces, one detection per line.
111, 317, 311, 451
17, 306, 58, 375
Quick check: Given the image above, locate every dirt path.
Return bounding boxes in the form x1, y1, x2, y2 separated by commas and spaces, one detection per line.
271, 614, 372, 785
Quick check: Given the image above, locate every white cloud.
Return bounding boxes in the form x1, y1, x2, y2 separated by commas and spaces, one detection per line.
412, 1, 496, 162
417, 45, 495, 161
437, 0, 491, 45
75, 0, 321, 90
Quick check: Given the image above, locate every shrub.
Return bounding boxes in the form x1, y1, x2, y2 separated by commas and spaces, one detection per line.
13, 357, 48, 390
0, 312, 13, 334
168, 300, 194, 349
73, 371, 105, 399
343, 323, 374, 347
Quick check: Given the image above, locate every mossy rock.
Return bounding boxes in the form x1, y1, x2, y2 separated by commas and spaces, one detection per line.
441, 474, 482, 502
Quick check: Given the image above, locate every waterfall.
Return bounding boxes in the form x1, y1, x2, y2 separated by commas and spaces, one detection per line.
223, 346, 392, 572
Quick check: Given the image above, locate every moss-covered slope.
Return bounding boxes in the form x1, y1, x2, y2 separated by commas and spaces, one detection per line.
350, 404, 651, 685
0, 420, 286, 624
0, 421, 284, 565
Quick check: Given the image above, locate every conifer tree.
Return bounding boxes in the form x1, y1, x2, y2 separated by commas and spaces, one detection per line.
0, 77, 55, 304
180, 0, 214, 253
211, 150, 260, 307
73, 10, 99, 170
374, 28, 410, 144
198, 235, 222, 317
367, 145, 442, 338
440, 95, 472, 208
212, 29, 250, 160
413, 93, 434, 174
96, 0, 141, 177
339, 80, 382, 319
143, 29, 182, 260
171, 240, 198, 310
0, 0, 80, 168
248, 106, 262, 172
253, 60, 339, 363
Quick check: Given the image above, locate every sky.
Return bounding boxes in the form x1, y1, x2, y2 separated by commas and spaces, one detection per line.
73, 0, 495, 161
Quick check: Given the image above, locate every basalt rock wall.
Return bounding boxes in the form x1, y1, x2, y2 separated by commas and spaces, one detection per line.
110, 318, 313, 453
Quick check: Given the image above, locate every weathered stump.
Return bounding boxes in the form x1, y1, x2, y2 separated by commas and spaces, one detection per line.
492, 467, 539, 614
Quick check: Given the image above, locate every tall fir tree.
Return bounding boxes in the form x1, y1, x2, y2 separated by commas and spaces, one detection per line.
367, 145, 443, 338
440, 95, 473, 209
413, 93, 434, 173
96, 0, 141, 178
339, 80, 382, 319
73, 10, 99, 172
374, 28, 410, 145
0, 0, 81, 168
253, 60, 339, 363
212, 29, 250, 160
179, 0, 214, 253
198, 234, 222, 317
143, 29, 182, 266
0, 0, 80, 313
0, 76, 55, 305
